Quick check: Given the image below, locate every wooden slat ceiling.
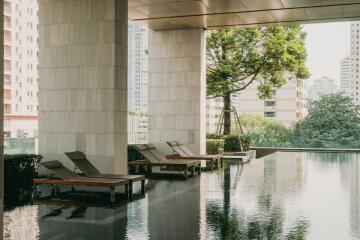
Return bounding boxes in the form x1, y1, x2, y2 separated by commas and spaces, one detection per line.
128, 0, 360, 30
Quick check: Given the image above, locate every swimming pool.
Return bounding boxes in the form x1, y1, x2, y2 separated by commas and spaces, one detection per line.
4, 151, 360, 239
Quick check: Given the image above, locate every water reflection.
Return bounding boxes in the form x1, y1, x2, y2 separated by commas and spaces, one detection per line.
3, 152, 360, 240
206, 157, 310, 240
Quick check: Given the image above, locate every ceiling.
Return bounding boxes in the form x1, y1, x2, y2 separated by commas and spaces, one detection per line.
128, 0, 360, 30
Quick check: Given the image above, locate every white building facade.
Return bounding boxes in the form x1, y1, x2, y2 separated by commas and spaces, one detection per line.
4, 0, 39, 152
128, 21, 149, 143
237, 76, 307, 127
128, 21, 148, 114
206, 76, 307, 131
308, 76, 338, 100
340, 56, 352, 97
351, 22, 360, 105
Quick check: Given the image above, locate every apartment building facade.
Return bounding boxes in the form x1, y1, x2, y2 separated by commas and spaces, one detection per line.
237, 76, 307, 127
4, 0, 39, 141
128, 21, 149, 143
206, 75, 307, 132
340, 56, 352, 97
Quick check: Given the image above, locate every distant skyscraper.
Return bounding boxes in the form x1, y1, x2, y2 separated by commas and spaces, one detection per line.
4, 0, 39, 140
351, 22, 360, 104
128, 21, 149, 143
308, 76, 338, 100
128, 21, 148, 113
340, 56, 351, 97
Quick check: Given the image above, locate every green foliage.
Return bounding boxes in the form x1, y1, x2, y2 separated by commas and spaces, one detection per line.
238, 114, 292, 147
207, 25, 309, 100
4, 154, 42, 208
206, 133, 221, 139
240, 135, 251, 152
223, 135, 242, 152
206, 25, 309, 134
292, 93, 360, 148
206, 139, 225, 155
128, 144, 144, 161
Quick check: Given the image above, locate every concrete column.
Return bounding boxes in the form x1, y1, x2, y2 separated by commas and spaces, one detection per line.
148, 29, 206, 154
0, 0, 4, 237
39, 0, 128, 174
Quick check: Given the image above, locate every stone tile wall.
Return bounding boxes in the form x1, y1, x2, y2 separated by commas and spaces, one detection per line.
39, 0, 128, 174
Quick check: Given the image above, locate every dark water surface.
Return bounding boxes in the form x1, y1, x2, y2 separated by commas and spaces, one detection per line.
4, 152, 360, 240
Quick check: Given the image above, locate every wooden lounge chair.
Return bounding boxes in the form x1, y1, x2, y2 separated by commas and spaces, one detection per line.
64, 151, 145, 198
166, 141, 222, 170
33, 160, 130, 203
128, 144, 201, 178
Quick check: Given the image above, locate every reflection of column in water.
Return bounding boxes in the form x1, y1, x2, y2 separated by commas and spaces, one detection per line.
38, 204, 128, 239
4, 205, 40, 240
148, 178, 200, 240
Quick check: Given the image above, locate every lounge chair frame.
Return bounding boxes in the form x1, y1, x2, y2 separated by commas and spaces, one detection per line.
33, 160, 130, 203
65, 151, 146, 198
129, 144, 201, 178
166, 141, 222, 170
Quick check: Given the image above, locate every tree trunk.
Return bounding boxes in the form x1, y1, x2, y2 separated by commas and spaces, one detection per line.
223, 93, 231, 135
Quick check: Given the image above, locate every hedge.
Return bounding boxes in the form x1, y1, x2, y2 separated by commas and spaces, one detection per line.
206, 139, 224, 155
4, 154, 42, 208
206, 134, 252, 152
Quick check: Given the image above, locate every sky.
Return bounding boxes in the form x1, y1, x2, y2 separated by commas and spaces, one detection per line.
302, 22, 350, 87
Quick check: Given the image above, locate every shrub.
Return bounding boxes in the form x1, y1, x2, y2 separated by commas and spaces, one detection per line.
128, 144, 144, 161
4, 154, 42, 208
206, 134, 221, 139
223, 135, 242, 152
240, 135, 251, 151
206, 139, 224, 155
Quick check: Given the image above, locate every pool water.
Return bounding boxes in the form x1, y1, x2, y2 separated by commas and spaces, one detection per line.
4, 152, 360, 240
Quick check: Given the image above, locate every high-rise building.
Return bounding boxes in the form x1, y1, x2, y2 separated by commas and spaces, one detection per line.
340, 56, 352, 97
351, 22, 360, 105
4, 0, 39, 140
308, 76, 338, 100
128, 21, 148, 114
206, 75, 307, 131
237, 75, 307, 127
128, 21, 149, 143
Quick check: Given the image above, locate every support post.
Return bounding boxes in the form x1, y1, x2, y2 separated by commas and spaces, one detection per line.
39, 0, 128, 175
148, 29, 206, 155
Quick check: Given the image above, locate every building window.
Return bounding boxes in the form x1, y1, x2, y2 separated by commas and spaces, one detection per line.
264, 101, 276, 107
264, 112, 276, 118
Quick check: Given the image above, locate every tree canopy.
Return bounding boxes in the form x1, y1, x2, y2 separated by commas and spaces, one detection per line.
207, 25, 309, 100
206, 25, 309, 135
292, 93, 360, 148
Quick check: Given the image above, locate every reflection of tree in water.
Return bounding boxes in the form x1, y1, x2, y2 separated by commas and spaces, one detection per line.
206, 163, 310, 240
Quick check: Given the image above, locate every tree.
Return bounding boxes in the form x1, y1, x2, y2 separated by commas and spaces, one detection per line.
292, 93, 360, 148
237, 114, 292, 147
207, 25, 309, 135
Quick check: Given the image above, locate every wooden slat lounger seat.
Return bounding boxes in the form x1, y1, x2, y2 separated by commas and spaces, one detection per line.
128, 144, 201, 178
33, 160, 130, 203
65, 151, 146, 198
166, 141, 222, 170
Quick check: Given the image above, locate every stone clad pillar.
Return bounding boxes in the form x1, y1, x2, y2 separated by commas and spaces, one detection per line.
148, 29, 206, 154
39, 0, 128, 174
